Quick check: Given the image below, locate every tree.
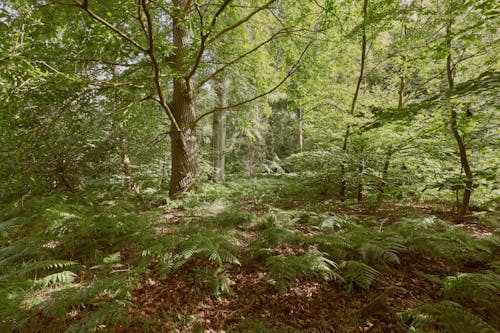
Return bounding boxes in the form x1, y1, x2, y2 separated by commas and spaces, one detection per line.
34, 0, 315, 196
211, 75, 229, 182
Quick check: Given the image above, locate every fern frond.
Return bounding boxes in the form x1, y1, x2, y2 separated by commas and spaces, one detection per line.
341, 260, 379, 290
443, 272, 500, 312
65, 303, 129, 333
314, 234, 352, 261
266, 251, 339, 293
179, 232, 241, 266
38, 271, 77, 287
399, 301, 497, 333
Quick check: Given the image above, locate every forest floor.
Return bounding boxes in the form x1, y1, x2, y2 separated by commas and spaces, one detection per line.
122, 175, 498, 333
1, 174, 498, 333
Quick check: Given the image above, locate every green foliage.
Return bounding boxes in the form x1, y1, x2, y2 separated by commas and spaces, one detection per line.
266, 251, 339, 294
388, 217, 500, 265
341, 260, 379, 291
42, 274, 134, 333
212, 209, 257, 229
443, 272, 500, 313
195, 267, 234, 300
399, 301, 498, 333
179, 231, 241, 266
0, 192, 153, 332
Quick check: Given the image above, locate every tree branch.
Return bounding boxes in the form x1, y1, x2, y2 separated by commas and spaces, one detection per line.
206, 0, 276, 46
75, 0, 148, 52
186, 0, 232, 80
141, 0, 184, 139
198, 27, 296, 88
193, 39, 314, 126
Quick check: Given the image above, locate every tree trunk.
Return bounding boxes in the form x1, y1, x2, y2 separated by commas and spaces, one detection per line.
169, 0, 199, 197
119, 124, 133, 189
446, 20, 473, 223
339, 0, 368, 201
357, 158, 364, 203
212, 76, 229, 182
377, 149, 392, 205
298, 108, 303, 152
398, 68, 405, 110
339, 127, 349, 201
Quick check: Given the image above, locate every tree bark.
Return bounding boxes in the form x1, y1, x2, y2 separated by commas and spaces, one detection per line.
357, 158, 364, 203
446, 19, 473, 223
298, 108, 303, 152
398, 61, 405, 110
119, 125, 132, 188
340, 0, 368, 201
212, 76, 229, 182
169, 0, 200, 197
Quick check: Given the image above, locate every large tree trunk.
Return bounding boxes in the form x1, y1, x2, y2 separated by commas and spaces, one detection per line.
446, 20, 473, 223
169, 0, 199, 197
212, 76, 229, 182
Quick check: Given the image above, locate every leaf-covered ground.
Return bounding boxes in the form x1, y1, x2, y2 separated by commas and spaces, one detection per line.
126, 175, 498, 332
1, 174, 499, 332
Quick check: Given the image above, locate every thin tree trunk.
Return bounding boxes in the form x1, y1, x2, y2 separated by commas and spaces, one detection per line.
298, 108, 303, 152
357, 158, 364, 202
119, 124, 132, 188
212, 76, 229, 182
169, 0, 200, 197
377, 149, 392, 205
398, 24, 406, 110
340, 0, 368, 201
398, 59, 405, 110
446, 19, 473, 223
113, 65, 136, 192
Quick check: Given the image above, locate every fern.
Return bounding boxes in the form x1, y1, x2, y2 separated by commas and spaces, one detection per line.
307, 213, 358, 231
250, 225, 298, 251
266, 251, 339, 293
399, 301, 498, 333
195, 267, 234, 300
341, 260, 379, 290
443, 272, 500, 312
314, 233, 352, 261
179, 231, 241, 266
64, 303, 130, 333
339, 228, 405, 269
0, 259, 78, 289
387, 218, 496, 266
357, 234, 405, 268
38, 271, 77, 287
40, 278, 130, 319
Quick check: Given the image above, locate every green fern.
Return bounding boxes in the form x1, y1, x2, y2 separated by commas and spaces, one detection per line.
38, 271, 77, 287
40, 276, 133, 320
443, 272, 500, 313
250, 225, 299, 252
195, 267, 234, 300
313, 233, 352, 261
387, 218, 496, 266
266, 251, 339, 293
399, 300, 498, 333
179, 231, 241, 266
64, 302, 130, 333
341, 260, 379, 290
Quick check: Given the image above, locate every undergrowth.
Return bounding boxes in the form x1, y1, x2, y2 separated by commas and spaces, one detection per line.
1, 175, 498, 332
